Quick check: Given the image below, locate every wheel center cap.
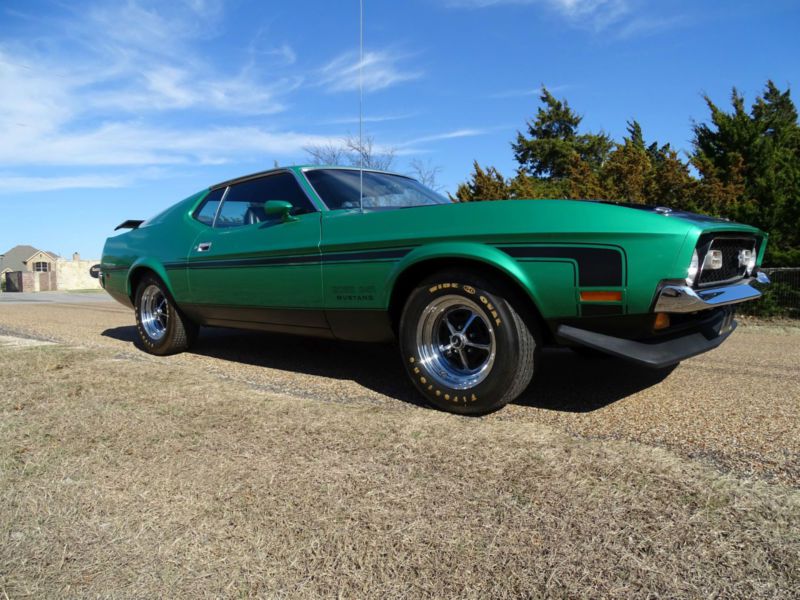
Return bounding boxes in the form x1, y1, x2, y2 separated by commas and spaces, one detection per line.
450, 334, 466, 349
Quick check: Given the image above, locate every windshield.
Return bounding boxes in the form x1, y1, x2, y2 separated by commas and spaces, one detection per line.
304, 168, 449, 210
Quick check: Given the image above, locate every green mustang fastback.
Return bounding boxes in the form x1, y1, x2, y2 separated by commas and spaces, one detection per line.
98, 166, 769, 414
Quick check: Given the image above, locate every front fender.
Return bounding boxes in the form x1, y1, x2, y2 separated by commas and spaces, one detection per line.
384, 241, 542, 309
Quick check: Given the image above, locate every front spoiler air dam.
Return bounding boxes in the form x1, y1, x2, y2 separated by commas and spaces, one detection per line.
557, 309, 737, 370
653, 271, 770, 314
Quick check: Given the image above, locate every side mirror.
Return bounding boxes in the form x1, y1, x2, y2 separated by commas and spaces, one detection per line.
89, 264, 102, 279
263, 200, 297, 222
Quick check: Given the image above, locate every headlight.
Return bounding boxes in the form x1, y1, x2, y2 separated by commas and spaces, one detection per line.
739, 249, 756, 275
702, 249, 723, 271
686, 249, 699, 286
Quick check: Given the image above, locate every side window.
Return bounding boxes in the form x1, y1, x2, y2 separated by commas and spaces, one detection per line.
193, 188, 225, 226
215, 172, 316, 229
215, 199, 251, 228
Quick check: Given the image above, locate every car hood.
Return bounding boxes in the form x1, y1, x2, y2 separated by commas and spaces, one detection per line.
342, 197, 763, 240
589, 200, 735, 226
425, 198, 761, 235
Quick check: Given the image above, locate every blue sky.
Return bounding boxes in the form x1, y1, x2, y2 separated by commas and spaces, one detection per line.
1, 0, 798, 259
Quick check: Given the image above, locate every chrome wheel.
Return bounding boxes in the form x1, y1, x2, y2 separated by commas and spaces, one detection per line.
140, 284, 169, 341
416, 295, 496, 390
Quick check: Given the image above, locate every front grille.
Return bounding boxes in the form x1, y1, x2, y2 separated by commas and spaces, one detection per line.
696, 236, 756, 287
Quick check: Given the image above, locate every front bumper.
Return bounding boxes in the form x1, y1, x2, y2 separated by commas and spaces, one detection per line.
653, 271, 770, 313
556, 308, 736, 369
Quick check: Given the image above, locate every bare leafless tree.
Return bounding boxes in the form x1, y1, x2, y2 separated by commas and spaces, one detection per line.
408, 158, 443, 191
343, 135, 396, 170
303, 142, 348, 166
304, 134, 395, 171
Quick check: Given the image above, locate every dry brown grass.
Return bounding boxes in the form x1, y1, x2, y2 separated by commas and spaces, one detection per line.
1, 303, 799, 487
1, 343, 799, 598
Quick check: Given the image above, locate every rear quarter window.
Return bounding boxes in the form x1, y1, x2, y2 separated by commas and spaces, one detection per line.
192, 188, 225, 226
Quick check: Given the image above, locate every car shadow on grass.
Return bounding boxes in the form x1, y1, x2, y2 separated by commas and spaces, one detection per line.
103, 325, 427, 407
517, 348, 676, 412
101, 326, 676, 414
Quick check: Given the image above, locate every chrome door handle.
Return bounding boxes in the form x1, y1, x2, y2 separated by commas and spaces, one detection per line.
196, 242, 212, 252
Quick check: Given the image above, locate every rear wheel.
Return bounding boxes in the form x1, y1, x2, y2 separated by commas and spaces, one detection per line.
134, 274, 197, 355
399, 270, 539, 415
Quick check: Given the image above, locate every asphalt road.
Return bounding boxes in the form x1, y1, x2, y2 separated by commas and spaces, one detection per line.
0, 297, 798, 484
0, 291, 109, 304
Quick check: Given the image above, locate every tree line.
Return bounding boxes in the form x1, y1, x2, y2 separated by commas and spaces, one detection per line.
454, 82, 800, 266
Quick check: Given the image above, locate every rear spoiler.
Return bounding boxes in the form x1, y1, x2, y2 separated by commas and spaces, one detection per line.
115, 219, 145, 231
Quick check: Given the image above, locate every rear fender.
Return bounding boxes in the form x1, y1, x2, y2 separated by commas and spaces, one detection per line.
127, 258, 175, 299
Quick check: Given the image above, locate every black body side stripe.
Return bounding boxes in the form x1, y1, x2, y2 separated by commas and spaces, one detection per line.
155, 244, 624, 288
321, 248, 411, 263
498, 246, 623, 287
165, 247, 412, 270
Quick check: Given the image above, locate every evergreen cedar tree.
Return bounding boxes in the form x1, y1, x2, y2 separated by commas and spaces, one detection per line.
453, 82, 800, 266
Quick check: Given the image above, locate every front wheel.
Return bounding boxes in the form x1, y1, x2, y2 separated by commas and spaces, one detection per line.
134, 274, 198, 356
399, 271, 539, 415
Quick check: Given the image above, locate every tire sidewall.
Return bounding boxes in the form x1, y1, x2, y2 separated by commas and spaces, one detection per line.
134, 275, 179, 355
399, 278, 523, 415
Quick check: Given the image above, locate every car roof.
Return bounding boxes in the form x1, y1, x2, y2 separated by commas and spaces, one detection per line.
210, 165, 412, 191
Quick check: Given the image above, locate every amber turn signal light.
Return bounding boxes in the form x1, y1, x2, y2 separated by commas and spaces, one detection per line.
579, 291, 622, 302
654, 312, 671, 330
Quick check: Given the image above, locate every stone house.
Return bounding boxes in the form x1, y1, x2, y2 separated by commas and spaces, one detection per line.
0, 245, 58, 276
1, 245, 100, 292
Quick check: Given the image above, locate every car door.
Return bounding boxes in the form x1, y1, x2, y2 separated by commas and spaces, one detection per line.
186, 171, 325, 330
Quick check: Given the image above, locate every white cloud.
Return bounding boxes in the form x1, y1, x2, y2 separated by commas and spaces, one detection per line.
270, 44, 298, 66
0, 174, 131, 193
0, 118, 341, 168
401, 129, 488, 146
550, 0, 626, 18
0, 0, 300, 128
76, 2, 298, 115
245, 28, 298, 67
323, 112, 418, 125
0, 1, 323, 187
0, 118, 344, 192
320, 50, 422, 93
615, 14, 687, 39
445, 0, 626, 13
393, 129, 490, 155
0, 2, 433, 192
0, 53, 74, 139
442, 0, 677, 34
488, 84, 570, 99
89, 64, 301, 115
0, 45, 318, 169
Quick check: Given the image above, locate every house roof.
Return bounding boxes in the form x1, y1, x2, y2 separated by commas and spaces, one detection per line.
0, 245, 58, 273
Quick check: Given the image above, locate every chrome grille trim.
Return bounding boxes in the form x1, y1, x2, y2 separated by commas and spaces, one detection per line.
696, 236, 757, 288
